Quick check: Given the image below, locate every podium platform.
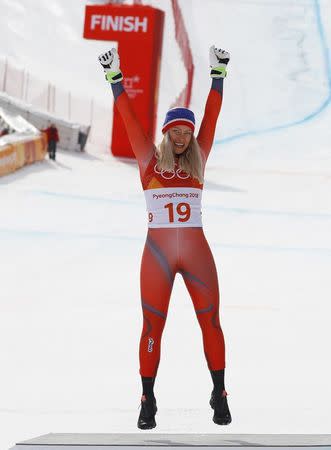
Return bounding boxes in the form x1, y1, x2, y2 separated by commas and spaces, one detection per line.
9, 434, 331, 450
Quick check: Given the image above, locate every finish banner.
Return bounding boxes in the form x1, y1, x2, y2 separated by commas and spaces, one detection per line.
84, 4, 164, 158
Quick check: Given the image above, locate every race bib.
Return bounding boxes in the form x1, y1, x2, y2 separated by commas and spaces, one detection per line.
144, 187, 203, 228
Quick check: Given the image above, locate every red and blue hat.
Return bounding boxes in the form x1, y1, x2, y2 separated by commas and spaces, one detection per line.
162, 107, 195, 134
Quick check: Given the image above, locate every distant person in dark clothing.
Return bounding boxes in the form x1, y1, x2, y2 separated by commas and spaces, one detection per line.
43, 123, 59, 160
0, 126, 9, 137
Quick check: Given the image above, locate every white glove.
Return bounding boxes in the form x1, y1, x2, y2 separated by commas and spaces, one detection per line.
209, 45, 230, 78
98, 48, 123, 84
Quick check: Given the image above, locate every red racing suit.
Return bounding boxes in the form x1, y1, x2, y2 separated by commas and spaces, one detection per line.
111, 79, 225, 377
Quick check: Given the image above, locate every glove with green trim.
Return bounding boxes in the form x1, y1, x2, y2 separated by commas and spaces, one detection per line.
98, 48, 123, 84
209, 45, 230, 79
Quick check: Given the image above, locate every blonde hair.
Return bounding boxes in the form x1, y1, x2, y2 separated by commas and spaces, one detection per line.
156, 132, 204, 184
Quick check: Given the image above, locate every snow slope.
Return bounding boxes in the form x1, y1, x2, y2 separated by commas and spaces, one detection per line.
0, 1, 331, 449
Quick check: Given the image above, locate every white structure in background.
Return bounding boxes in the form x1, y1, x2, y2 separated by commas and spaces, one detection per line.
0, 106, 39, 135
0, 106, 41, 149
0, 92, 90, 152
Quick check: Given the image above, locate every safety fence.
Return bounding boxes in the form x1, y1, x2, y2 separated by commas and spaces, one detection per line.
170, 0, 194, 108
0, 58, 105, 151
0, 92, 90, 153
0, 133, 47, 177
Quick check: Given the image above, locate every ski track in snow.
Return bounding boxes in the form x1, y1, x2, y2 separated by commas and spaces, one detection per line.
216, 0, 331, 145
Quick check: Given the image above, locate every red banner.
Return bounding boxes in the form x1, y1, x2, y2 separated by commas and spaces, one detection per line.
0, 134, 47, 177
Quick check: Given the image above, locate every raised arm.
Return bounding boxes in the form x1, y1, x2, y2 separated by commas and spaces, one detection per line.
197, 46, 230, 162
98, 49, 154, 174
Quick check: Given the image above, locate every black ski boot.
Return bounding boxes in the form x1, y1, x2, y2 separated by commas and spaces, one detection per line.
210, 389, 232, 425
137, 395, 157, 429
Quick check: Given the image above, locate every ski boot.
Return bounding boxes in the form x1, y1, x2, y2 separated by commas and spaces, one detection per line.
210, 389, 232, 425
137, 395, 157, 429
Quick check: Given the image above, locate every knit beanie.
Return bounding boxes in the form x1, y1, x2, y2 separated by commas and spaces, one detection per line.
162, 107, 195, 134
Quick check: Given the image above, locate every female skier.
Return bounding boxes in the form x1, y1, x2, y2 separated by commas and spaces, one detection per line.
98, 45, 231, 429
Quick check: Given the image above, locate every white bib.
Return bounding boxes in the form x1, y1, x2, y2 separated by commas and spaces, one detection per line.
144, 187, 203, 228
